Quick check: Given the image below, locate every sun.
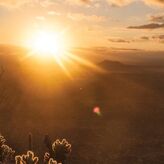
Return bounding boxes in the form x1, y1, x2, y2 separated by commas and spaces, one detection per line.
24, 29, 103, 78
27, 30, 68, 59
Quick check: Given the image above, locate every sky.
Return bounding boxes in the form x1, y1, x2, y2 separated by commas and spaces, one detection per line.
0, 0, 163, 51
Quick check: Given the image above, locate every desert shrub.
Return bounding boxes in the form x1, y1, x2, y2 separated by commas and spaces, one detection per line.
0, 135, 15, 164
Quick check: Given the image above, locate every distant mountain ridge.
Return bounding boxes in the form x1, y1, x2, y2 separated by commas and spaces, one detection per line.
97, 59, 164, 73
98, 60, 136, 72
99, 60, 126, 67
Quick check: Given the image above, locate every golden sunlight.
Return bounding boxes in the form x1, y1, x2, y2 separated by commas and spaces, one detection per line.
24, 29, 103, 78
27, 30, 69, 59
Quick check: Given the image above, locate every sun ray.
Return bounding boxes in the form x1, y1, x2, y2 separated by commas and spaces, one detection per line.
22, 29, 105, 79
66, 52, 105, 73
20, 49, 39, 62
54, 55, 72, 79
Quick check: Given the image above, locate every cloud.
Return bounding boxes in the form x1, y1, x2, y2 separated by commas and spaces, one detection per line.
81, 0, 91, 3
139, 35, 164, 43
128, 23, 164, 29
144, 0, 164, 7
140, 36, 150, 40
0, 0, 51, 8
152, 34, 164, 39
66, 0, 91, 6
35, 16, 45, 20
47, 11, 61, 16
76, 0, 164, 8
152, 34, 164, 43
0, 0, 56, 8
106, 0, 134, 7
149, 13, 164, 23
0, 0, 164, 8
110, 47, 140, 51
108, 38, 130, 43
107, 0, 164, 7
0, 0, 28, 7
67, 13, 105, 22
128, 13, 164, 30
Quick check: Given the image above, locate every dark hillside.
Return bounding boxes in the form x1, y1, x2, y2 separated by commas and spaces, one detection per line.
0, 46, 164, 163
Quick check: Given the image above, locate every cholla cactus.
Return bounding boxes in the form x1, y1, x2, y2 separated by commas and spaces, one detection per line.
44, 138, 71, 164
15, 151, 38, 164
15, 155, 22, 164
28, 133, 33, 151
44, 155, 62, 164
44, 135, 53, 157
0, 135, 15, 163
44, 154, 62, 164
48, 158, 62, 164
0, 136, 5, 147
44, 152, 50, 164
52, 139, 71, 163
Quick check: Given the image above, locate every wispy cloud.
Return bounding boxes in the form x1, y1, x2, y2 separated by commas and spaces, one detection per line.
106, 0, 134, 7
144, 0, 164, 7
66, 0, 91, 6
149, 13, 164, 23
140, 36, 150, 40
152, 34, 164, 43
128, 23, 164, 29
0, 0, 164, 8
35, 16, 45, 21
67, 13, 106, 22
152, 34, 164, 40
108, 38, 130, 43
107, 0, 164, 7
128, 13, 164, 30
47, 11, 61, 16
0, 0, 27, 8
110, 47, 141, 51
140, 35, 164, 43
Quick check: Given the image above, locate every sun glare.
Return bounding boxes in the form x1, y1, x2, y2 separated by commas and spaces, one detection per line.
24, 29, 103, 78
28, 30, 68, 59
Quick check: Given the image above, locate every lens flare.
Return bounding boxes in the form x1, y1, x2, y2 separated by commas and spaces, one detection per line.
93, 106, 101, 116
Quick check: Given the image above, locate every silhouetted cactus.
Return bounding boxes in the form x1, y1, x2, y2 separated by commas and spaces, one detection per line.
15, 156, 22, 164
44, 138, 71, 164
44, 154, 62, 164
0, 135, 71, 164
28, 133, 33, 151
48, 158, 62, 164
15, 151, 39, 164
44, 152, 50, 164
0, 136, 5, 146
44, 135, 54, 157
0, 135, 15, 163
52, 139, 71, 163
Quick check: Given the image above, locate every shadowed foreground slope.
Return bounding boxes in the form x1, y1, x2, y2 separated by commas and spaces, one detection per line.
0, 46, 164, 163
